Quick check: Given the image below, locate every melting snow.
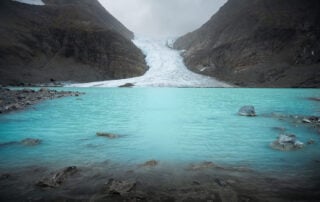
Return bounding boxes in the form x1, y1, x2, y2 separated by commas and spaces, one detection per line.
12, 0, 45, 6
68, 36, 230, 88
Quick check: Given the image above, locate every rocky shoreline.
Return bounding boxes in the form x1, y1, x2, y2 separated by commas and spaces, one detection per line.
0, 161, 319, 201
0, 87, 84, 114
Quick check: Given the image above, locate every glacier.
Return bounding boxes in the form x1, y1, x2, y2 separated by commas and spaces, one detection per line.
68, 36, 230, 88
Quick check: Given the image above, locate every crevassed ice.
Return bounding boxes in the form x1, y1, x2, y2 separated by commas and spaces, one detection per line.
12, 0, 45, 6
68, 36, 231, 88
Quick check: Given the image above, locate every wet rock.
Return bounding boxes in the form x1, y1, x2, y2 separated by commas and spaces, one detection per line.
138, 160, 158, 168
307, 139, 315, 145
270, 134, 304, 151
119, 83, 135, 88
96, 132, 118, 139
36, 166, 78, 188
238, 106, 256, 116
105, 179, 136, 195
21, 138, 41, 146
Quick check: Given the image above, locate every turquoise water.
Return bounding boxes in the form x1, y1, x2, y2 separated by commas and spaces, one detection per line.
0, 88, 320, 176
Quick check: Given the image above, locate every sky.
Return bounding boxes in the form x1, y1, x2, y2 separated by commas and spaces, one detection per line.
98, 0, 227, 38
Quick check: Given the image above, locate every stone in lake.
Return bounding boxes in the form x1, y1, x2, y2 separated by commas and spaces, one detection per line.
105, 179, 136, 195
238, 106, 256, 116
138, 160, 158, 168
36, 166, 78, 188
96, 132, 118, 139
270, 134, 304, 151
21, 138, 41, 146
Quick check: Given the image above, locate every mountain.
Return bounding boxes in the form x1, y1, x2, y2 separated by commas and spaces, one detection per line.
174, 0, 320, 87
0, 0, 148, 85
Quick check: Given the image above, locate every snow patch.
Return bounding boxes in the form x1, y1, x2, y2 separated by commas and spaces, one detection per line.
12, 0, 45, 6
68, 36, 231, 88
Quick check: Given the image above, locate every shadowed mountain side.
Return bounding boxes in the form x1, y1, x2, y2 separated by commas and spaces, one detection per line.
174, 0, 320, 87
0, 0, 148, 85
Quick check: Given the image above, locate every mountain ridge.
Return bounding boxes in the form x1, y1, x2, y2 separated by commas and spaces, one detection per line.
174, 0, 320, 87
0, 0, 148, 85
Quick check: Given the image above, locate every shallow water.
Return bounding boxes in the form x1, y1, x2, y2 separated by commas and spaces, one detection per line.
0, 88, 320, 178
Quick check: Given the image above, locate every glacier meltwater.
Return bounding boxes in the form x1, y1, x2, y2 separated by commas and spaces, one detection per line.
68, 36, 230, 88
0, 88, 320, 179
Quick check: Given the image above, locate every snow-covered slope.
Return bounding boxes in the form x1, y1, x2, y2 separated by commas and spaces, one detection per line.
68, 36, 230, 88
12, 0, 44, 5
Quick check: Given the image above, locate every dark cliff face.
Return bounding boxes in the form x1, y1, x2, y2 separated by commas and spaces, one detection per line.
0, 0, 148, 85
174, 0, 320, 87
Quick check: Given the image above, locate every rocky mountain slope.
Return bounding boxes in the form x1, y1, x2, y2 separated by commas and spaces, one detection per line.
0, 0, 148, 85
174, 0, 320, 87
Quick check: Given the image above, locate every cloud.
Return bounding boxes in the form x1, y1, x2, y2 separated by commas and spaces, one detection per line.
98, 0, 227, 37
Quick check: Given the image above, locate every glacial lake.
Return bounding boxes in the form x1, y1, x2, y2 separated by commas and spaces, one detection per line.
0, 88, 320, 178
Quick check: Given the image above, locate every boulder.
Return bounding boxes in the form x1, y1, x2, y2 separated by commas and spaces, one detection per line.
119, 83, 135, 88
36, 166, 78, 188
21, 138, 41, 146
238, 106, 256, 116
96, 132, 118, 139
270, 134, 304, 151
105, 179, 136, 195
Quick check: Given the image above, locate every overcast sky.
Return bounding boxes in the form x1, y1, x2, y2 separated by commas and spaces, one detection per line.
98, 0, 227, 38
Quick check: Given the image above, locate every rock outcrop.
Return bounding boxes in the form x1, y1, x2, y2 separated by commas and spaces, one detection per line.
36, 166, 78, 188
174, 0, 320, 87
0, 0, 148, 85
0, 87, 84, 114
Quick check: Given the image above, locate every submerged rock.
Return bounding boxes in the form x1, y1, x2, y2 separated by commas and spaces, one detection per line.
0, 141, 18, 147
238, 106, 256, 116
270, 134, 304, 151
138, 160, 158, 168
105, 179, 136, 195
309, 97, 320, 102
36, 166, 78, 188
187, 161, 251, 173
21, 138, 41, 146
96, 132, 119, 139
